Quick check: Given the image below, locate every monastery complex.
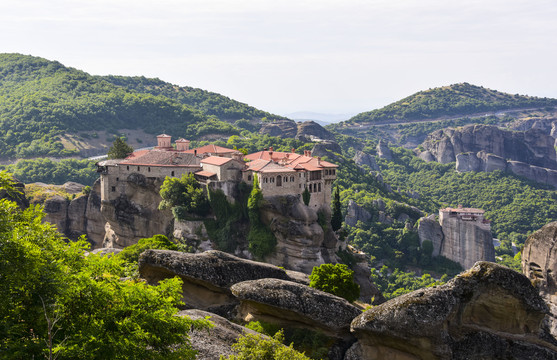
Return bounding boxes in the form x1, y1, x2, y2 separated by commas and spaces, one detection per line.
97, 134, 338, 209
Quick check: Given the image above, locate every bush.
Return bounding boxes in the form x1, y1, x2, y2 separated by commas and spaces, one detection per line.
221, 330, 310, 360
309, 263, 360, 302
117, 234, 178, 264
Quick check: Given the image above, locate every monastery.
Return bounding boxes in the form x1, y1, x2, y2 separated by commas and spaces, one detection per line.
96, 134, 338, 209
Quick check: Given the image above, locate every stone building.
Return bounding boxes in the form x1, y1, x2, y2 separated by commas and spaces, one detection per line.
97, 136, 338, 210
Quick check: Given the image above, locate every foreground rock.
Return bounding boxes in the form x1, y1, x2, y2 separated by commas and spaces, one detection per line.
522, 221, 557, 338
138, 249, 308, 314
178, 309, 260, 360
350, 262, 557, 359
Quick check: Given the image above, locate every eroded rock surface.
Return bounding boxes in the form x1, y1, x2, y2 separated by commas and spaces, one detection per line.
138, 249, 307, 314
522, 221, 557, 338
231, 278, 360, 339
296, 120, 336, 141
345, 200, 372, 227
353, 151, 379, 172
351, 262, 557, 360
259, 119, 298, 138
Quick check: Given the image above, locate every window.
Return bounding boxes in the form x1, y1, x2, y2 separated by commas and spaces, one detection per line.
318, 183, 321, 192
116, 177, 119, 181
137, 166, 140, 171
126, 166, 129, 171
276, 175, 282, 186
111, 186, 116, 192
270, 177, 275, 183
248, 175, 252, 181
284, 176, 288, 183
171, 171, 175, 176
290, 176, 295, 182
148, 167, 151, 172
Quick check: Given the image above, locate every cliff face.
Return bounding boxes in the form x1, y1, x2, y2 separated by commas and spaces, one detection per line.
418, 214, 495, 270
259, 195, 344, 273
418, 124, 557, 187
522, 221, 557, 338
101, 173, 174, 248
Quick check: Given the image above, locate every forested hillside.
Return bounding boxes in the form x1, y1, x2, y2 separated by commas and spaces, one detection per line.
0, 54, 286, 159
336, 83, 557, 126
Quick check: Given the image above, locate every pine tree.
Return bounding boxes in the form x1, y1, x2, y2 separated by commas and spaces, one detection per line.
107, 137, 134, 159
302, 187, 311, 206
331, 185, 342, 231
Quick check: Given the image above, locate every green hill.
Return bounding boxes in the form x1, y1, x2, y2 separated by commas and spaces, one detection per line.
343, 83, 557, 125
0, 54, 283, 159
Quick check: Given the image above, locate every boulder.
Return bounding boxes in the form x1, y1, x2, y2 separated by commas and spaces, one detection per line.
231, 278, 361, 339
350, 262, 557, 360
138, 249, 307, 314
353, 151, 379, 172
178, 309, 260, 360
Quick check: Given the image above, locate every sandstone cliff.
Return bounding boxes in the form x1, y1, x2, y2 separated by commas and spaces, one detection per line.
522, 221, 557, 338
417, 214, 495, 270
418, 124, 557, 187
349, 262, 557, 360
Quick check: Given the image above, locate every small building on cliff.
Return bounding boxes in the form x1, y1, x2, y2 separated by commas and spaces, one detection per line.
418, 205, 495, 270
97, 135, 338, 209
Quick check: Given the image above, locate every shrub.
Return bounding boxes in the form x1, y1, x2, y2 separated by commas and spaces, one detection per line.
309, 263, 360, 302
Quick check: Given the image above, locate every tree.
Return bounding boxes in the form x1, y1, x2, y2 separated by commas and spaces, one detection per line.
302, 187, 311, 206
0, 175, 210, 359
247, 175, 276, 259
159, 173, 210, 219
309, 263, 360, 302
221, 330, 310, 360
107, 137, 134, 159
331, 185, 342, 231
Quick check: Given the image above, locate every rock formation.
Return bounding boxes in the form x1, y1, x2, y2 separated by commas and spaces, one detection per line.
522, 221, 557, 338
376, 140, 392, 160
311, 141, 342, 162
101, 173, 174, 248
353, 151, 379, 172
344, 200, 372, 227
419, 124, 557, 187
178, 309, 260, 359
138, 249, 309, 314
296, 120, 336, 141
259, 195, 344, 273
259, 119, 298, 138
418, 210, 495, 270
350, 262, 557, 360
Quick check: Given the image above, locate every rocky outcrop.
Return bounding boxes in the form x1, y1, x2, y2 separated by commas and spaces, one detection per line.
84, 179, 105, 248
420, 125, 557, 187
260, 195, 344, 273
178, 309, 260, 360
522, 221, 557, 338
345, 200, 372, 227
376, 140, 392, 160
350, 262, 557, 360
259, 119, 298, 138
138, 249, 308, 314
296, 120, 336, 141
311, 140, 342, 162
353, 151, 379, 172
101, 174, 174, 248
231, 278, 360, 339
417, 215, 443, 257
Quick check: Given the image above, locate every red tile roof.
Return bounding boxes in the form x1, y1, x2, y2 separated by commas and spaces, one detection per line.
120, 150, 200, 166
201, 156, 234, 166
245, 150, 338, 171
195, 170, 217, 178
440, 207, 485, 214
185, 144, 236, 155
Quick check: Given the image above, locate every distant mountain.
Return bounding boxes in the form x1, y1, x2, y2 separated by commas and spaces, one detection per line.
0, 54, 285, 159
343, 83, 557, 125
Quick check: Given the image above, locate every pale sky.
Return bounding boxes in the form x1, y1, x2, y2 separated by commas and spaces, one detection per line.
1, 0, 556, 116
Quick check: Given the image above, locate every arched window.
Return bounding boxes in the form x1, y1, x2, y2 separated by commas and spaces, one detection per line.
290, 176, 295, 182
277, 175, 282, 186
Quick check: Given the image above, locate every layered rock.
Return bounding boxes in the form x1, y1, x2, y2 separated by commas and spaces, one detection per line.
350, 262, 557, 360
417, 215, 443, 257
101, 174, 174, 248
522, 221, 557, 338
260, 195, 344, 273
345, 200, 372, 227
138, 249, 308, 314
420, 124, 557, 187
231, 278, 360, 339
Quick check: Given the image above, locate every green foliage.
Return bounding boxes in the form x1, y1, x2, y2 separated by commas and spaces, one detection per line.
247, 176, 277, 259
302, 187, 311, 206
309, 263, 360, 302
496, 252, 523, 273
344, 83, 557, 125
221, 331, 310, 360
159, 173, 210, 219
117, 234, 178, 264
107, 137, 134, 159
370, 266, 447, 300
331, 185, 342, 231
0, 177, 210, 359
1, 158, 98, 185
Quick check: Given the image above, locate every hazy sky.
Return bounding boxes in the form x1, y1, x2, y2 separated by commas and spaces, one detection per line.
2, 0, 556, 116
